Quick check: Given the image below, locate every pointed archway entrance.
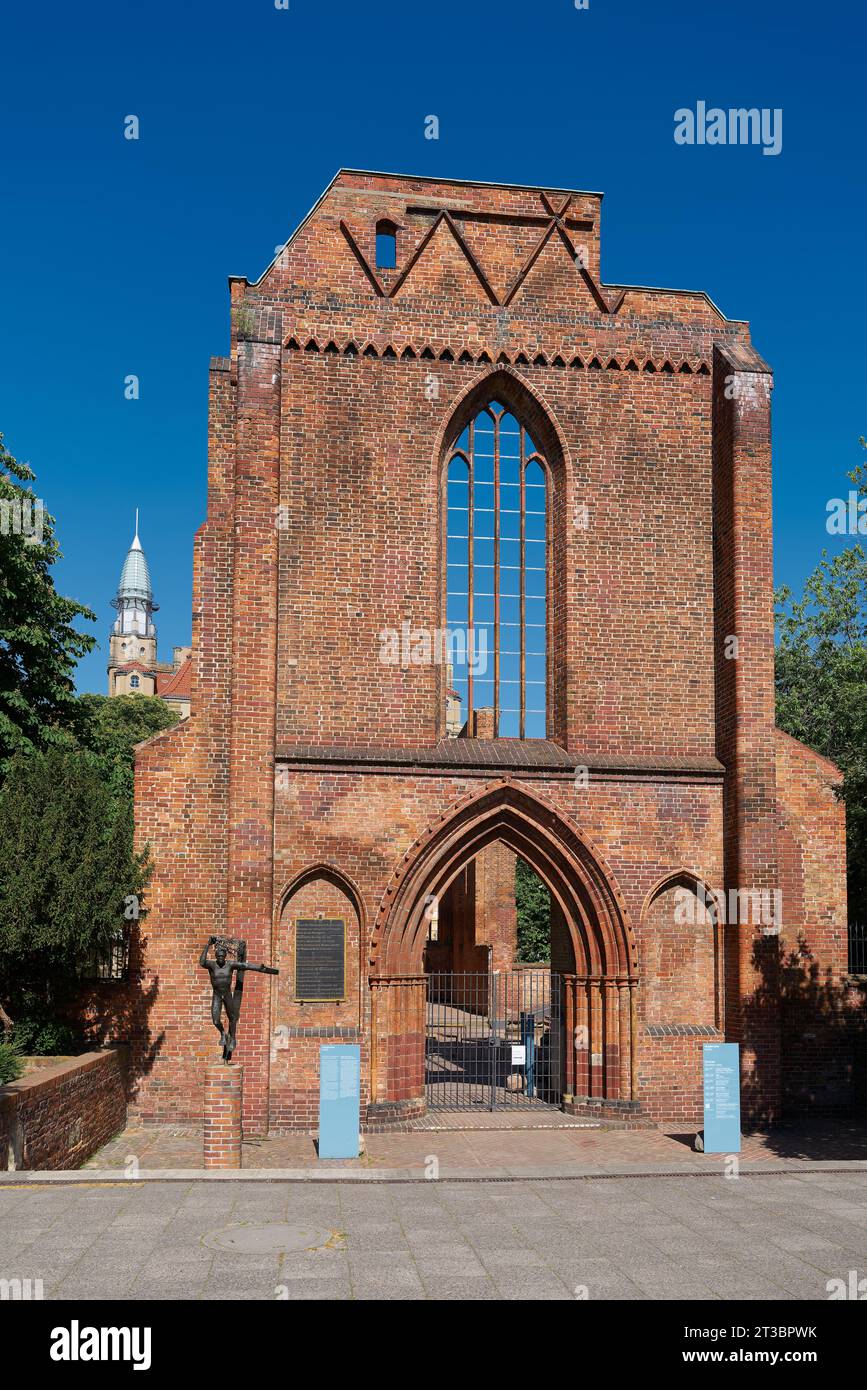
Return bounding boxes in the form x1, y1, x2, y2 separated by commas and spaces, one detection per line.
424, 863, 566, 1111
367, 781, 639, 1122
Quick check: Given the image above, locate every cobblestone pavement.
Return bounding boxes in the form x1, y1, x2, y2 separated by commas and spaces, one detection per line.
80, 1116, 867, 1175
2, 1170, 866, 1300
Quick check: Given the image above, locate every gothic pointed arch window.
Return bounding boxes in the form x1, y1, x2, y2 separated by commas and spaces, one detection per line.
445, 400, 548, 738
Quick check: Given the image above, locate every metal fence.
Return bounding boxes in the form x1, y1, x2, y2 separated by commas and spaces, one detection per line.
849, 922, 867, 975
79, 929, 129, 982
425, 970, 563, 1110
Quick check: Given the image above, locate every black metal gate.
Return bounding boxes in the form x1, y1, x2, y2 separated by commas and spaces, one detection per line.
425, 971, 564, 1110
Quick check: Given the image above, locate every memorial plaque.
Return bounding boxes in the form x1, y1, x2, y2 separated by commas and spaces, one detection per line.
295, 918, 346, 1000
702, 1042, 741, 1153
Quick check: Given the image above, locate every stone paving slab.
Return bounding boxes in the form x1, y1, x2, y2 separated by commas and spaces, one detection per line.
7, 1161, 867, 1184
2, 1170, 865, 1301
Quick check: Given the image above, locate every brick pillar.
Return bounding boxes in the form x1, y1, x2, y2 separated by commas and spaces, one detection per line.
204, 1063, 243, 1168
574, 976, 590, 1097
474, 842, 518, 974
713, 342, 781, 1124
562, 974, 576, 1097
617, 979, 631, 1102
589, 978, 604, 1096
629, 980, 639, 1102
225, 334, 282, 1135
369, 977, 427, 1117
603, 979, 619, 1099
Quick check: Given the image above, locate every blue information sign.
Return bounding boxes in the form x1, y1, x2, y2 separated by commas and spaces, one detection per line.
318, 1044, 361, 1159
702, 1042, 741, 1153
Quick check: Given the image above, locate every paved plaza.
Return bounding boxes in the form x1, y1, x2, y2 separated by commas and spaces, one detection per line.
5, 1119, 865, 1301
2, 1168, 866, 1300
77, 1114, 867, 1177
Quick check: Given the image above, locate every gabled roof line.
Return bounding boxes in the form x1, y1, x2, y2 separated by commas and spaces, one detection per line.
231, 168, 604, 291
606, 283, 736, 321
230, 169, 344, 290
230, 169, 744, 324
337, 168, 606, 198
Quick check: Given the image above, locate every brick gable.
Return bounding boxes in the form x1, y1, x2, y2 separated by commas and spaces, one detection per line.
80, 170, 851, 1133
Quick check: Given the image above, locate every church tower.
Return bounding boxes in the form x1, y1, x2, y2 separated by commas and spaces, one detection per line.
108, 512, 159, 694
107, 514, 192, 712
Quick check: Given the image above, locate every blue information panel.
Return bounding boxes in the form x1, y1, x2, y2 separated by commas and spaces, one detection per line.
703, 1042, 741, 1153
318, 1044, 361, 1160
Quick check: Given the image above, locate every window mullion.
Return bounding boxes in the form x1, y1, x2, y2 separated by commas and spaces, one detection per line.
493, 412, 500, 739
467, 420, 474, 731
519, 426, 526, 741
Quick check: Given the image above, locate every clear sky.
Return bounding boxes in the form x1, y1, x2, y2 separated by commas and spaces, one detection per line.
1, 0, 864, 693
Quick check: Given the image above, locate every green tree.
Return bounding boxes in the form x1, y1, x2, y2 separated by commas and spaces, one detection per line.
0, 745, 149, 1031
515, 857, 551, 963
849, 436, 867, 497
775, 521, 867, 921
0, 434, 96, 779
76, 692, 179, 803
0, 1037, 24, 1085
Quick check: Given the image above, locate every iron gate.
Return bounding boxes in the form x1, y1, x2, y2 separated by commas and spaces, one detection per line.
425, 971, 564, 1110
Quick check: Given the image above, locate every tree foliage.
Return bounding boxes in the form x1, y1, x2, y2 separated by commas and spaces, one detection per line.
515, 857, 551, 963
775, 446, 867, 920
0, 1037, 24, 1085
0, 746, 150, 1026
0, 428, 179, 1045
76, 692, 179, 803
0, 695, 174, 1041
0, 434, 95, 778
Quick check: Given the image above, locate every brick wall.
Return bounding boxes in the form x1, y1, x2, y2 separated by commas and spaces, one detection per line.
712, 343, 781, 1122
639, 1029, 720, 1124
0, 1048, 127, 1171
106, 170, 849, 1131
270, 871, 364, 1131
775, 728, 858, 1114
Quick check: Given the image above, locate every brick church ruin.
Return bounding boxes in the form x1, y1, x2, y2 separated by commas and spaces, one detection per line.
122, 170, 848, 1132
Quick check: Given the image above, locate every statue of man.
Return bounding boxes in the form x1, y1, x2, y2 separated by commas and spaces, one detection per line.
199, 936, 278, 1061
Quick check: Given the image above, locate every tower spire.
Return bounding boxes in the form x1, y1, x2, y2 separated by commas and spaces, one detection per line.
111, 512, 158, 630
107, 510, 160, 693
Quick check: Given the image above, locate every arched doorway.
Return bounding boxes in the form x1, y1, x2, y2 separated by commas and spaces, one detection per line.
368, 782, 638, 1121
423, 844, 570, 1110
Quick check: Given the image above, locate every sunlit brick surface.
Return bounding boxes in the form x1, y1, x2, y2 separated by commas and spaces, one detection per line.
77, 171, 849, 1133
203, 1064, 242, 1169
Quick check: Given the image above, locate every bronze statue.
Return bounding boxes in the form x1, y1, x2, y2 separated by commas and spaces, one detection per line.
199, 936, 279, 1061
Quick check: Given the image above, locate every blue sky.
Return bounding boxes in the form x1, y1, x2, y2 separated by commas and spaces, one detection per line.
1, 0, 864, 693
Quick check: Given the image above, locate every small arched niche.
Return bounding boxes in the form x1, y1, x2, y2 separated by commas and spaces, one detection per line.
642, 874, 721, 1028
275, 870, 362, 1033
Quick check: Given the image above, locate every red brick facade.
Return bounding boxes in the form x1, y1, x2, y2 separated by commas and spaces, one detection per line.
118, 170, 848, 1132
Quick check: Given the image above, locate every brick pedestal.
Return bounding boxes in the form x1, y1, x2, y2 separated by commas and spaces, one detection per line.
204, 1063, 242, 1169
